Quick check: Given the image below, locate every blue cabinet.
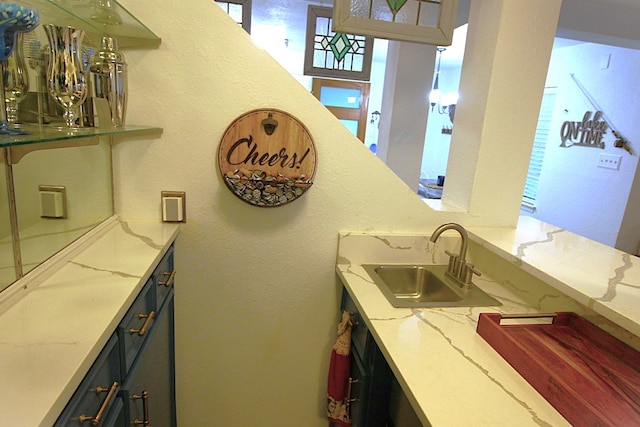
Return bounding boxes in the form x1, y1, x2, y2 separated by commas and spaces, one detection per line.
339, 287, 394, 427
54, 334, 122, 426
54, 246, 176, 426
121, 292, 175, 425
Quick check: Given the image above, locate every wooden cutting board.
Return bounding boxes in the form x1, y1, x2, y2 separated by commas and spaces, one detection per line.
477, 312, 640, 426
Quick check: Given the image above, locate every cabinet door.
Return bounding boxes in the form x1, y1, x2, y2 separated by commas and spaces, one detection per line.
348, 348, 368, 427
118, 280, 156, 376
340, 287, 394, 427
122, 292, 176, 426
54, 335, 121, 427
154, 245, 175, 309
363, 335, 394, 427
101, 396, 127, 427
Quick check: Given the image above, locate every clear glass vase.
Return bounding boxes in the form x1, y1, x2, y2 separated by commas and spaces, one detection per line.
3, 32, 29, 124
44, 25, 88, 129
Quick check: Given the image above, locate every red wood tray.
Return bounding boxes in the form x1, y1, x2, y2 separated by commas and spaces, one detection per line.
476, 312, 640, 426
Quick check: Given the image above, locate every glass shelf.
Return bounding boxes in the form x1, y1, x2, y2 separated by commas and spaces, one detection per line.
14, 0, 160, 48
0, 124, 162, 148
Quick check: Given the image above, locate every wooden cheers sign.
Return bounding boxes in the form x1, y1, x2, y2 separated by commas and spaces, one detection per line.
218, 109, 317, 207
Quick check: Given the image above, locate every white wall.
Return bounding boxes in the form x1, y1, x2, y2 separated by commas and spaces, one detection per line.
376, 41, 434, 191
421, 64, 461, 180
363, 39, 388, 151
531, 43, 640, 251
111, 0, 568, 423
113, 1, 464, 425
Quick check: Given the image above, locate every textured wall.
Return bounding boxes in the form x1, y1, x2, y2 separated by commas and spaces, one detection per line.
112, 0, 566, 423
113, 1, 454, 425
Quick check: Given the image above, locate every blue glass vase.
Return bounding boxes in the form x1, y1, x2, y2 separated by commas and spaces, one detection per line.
0, 3, 39, 135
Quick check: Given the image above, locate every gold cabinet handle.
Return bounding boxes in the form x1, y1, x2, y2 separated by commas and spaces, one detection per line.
158, 270, 175, 287
131, 390, 150, 426
128, 311, 155, 336
78, 381, 119, 425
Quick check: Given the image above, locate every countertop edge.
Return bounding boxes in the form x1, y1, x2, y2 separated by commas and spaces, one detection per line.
0, 218, 181, 427
467, 216, 640, 337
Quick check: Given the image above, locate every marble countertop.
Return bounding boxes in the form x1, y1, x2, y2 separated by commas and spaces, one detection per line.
468, 215, 640, 337
0, 217, 104, 290
336, 218, 640, 426
0, 217, 180, 427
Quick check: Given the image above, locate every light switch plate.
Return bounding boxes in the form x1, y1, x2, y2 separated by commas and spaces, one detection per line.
161, 191, 186, 223
597, 153, 622, 170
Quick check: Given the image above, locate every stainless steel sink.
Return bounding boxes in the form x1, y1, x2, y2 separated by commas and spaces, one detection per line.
362, 264, 502, 308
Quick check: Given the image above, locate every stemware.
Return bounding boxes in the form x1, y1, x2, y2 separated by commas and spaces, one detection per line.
44, 25, 88, 128
90, 0, 123, 25
4, 32, 29, 124
0, 3, 39, 135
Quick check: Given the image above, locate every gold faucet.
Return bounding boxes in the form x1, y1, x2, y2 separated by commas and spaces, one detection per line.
429, 222, 481, 288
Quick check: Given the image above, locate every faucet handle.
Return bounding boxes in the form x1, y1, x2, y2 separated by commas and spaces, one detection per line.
444, 250, 459, 274
444, 250, 460, 262
460, 263, 481, 285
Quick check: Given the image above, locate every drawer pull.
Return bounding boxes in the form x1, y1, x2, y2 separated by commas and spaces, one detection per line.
158, 270, 175, 287
347, 377, 359, 404
129, 311, 156, 336
78, 381, 119, 425
131, 390, 150, 426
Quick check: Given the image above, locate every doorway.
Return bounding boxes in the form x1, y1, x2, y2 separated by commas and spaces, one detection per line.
312, 78, 370, 142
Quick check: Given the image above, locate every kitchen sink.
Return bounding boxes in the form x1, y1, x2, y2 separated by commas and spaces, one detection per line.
362, 264, 502, 308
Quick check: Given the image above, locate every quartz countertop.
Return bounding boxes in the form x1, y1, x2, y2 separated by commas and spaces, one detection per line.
0, 217, 180, 427
336, 218, 640, 426
0, 217, 104, 289
468, 215, 640, 337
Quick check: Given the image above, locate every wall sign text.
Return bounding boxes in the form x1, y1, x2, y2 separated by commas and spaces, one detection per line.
560, 110, 607, 149
218, 109, 317, 207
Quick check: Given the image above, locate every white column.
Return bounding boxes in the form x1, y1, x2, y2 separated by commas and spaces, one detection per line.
377, 41, 435, 192
443, 0, 562, 225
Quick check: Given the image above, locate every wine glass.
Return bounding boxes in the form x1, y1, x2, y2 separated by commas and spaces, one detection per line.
44, 25, 88, 128
4, 32, 29, 124
0, 3, 39, 135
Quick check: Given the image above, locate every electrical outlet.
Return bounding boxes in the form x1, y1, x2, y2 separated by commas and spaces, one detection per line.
598, 153, 622, 170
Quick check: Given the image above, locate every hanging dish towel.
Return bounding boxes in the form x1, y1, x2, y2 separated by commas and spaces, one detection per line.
327, 311, 353, 426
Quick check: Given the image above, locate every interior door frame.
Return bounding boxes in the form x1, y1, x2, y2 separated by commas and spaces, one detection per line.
312, 78, 370, 142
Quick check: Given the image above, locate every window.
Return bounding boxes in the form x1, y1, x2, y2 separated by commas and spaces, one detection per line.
523, 88, 557, 211
304, 6, 373, 81
332, 0, 457, 45
215, 0, 251, 33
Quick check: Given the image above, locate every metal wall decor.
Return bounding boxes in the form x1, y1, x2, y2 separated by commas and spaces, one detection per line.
332, 0, 458, 46
218, 109, 317, 207
560, 110, 607, 149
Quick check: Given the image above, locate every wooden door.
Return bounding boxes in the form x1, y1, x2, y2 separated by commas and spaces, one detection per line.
312, 78, 370, 142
